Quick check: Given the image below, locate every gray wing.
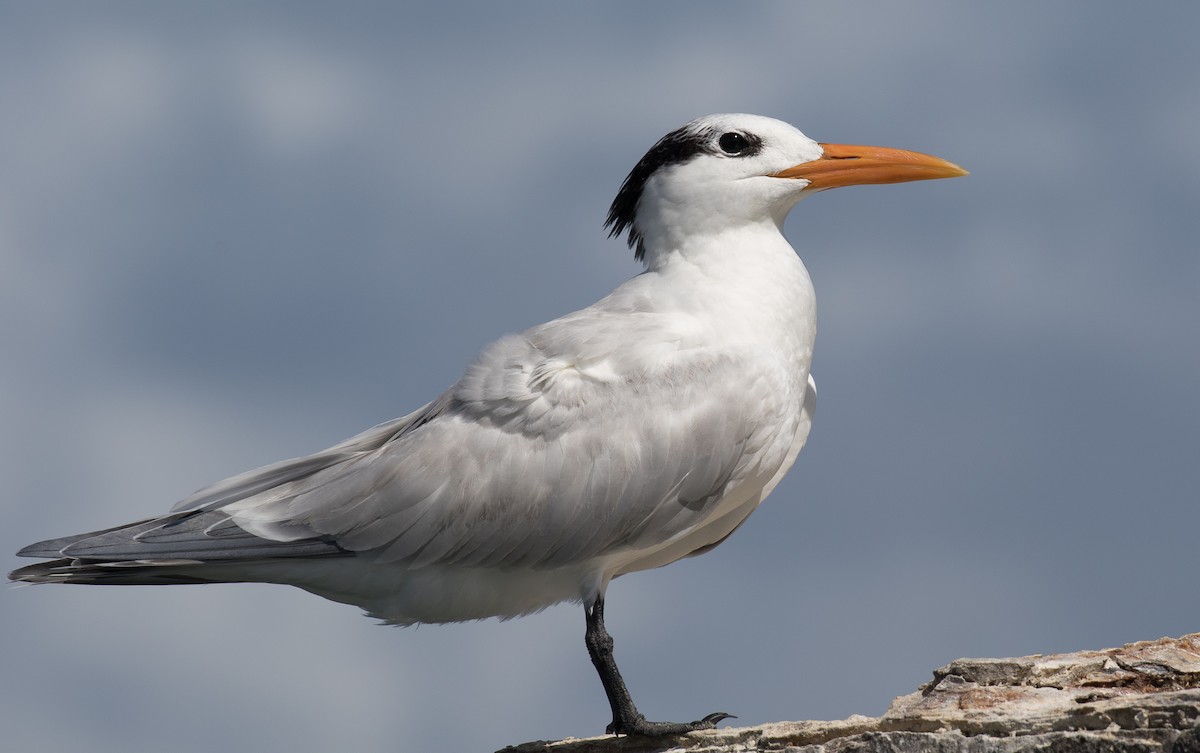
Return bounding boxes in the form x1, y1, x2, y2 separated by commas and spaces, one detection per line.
15, 395, 452, 563
171, 393, 452, 514
18, 326, 802, 572
16, 513, 344, 561
217, 329, 803, 570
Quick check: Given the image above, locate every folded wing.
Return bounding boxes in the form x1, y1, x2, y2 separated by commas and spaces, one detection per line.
17, 325, 802, 580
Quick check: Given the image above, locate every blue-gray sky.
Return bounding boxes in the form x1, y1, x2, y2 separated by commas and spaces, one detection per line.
2, 3, 1198, 751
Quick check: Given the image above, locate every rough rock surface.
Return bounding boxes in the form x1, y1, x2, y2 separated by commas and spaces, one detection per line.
499, 634, 1200, 753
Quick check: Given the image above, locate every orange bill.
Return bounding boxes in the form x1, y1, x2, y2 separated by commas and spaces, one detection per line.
770, 143, 968, 190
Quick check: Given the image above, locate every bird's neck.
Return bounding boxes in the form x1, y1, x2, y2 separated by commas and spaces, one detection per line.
637, 220, 817, 365
645, 219, 812, 301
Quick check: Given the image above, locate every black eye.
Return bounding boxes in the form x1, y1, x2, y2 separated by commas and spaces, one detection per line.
718, 132, 751, 155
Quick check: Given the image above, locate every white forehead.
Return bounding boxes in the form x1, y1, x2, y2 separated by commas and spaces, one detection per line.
683, 113, 811, 142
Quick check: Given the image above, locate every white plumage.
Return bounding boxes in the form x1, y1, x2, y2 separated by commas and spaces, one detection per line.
11, 113, 964, 736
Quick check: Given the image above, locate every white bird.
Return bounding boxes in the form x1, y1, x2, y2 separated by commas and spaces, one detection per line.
10, 114, 965, 737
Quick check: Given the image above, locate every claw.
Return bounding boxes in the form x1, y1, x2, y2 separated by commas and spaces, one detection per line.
608, 711, 735, 737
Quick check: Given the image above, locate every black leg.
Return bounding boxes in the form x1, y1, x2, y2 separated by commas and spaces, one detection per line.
583, 596, 733, 736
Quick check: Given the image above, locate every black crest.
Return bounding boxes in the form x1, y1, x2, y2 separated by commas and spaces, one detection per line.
605, 121, 763, 262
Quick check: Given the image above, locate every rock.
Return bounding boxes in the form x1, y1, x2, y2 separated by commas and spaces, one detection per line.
498, 634, 1200, 753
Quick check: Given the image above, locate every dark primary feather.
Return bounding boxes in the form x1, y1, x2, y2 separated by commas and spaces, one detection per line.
8, 393, 448, 585
6, 397, 455, 582
15, 518, 160, 558
11, 510, 344, 571
62, 511, 344, 560
9, 559, 225, 585
9, 511, 349, 585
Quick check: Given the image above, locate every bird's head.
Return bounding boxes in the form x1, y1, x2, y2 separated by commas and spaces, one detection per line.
605, 113, 966, 265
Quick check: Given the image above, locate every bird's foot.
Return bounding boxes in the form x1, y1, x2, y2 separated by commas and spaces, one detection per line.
606, 711, 734, 737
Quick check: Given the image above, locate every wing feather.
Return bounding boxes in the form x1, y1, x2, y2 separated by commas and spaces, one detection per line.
21, 312, 806, 577
215, 319, 803, 571
24, 511, 344, 561
170, 393, 451, 514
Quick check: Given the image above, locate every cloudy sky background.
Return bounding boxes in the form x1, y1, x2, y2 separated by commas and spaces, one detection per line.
2, 2, 1198, 751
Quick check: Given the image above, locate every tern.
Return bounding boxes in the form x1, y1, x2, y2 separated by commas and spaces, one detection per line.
10, 114, 965, 737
